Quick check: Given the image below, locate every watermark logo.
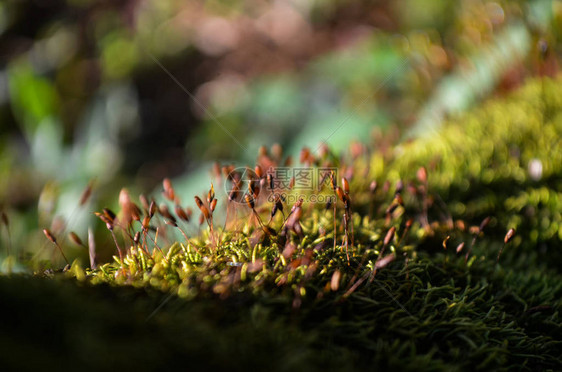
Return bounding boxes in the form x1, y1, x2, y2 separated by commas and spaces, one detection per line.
224, 166, 338, 205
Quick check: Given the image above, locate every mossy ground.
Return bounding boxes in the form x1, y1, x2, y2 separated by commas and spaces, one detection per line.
1, 77, 562, 371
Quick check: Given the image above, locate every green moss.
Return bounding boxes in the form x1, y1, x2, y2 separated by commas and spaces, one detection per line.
389, 77, 562, 269
3, 76, 562, 370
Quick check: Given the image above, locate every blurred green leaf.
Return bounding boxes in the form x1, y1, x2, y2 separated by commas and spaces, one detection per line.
312, 42, 404, 88
288, 108, 389, 155
8, 62, 60, 137
250, 77, 303, 125
101, 32, 139, 80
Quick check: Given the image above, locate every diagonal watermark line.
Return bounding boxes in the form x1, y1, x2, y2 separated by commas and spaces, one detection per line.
347, 255, 415, 319
146, 291, 175, 321
372, 278, 416, 319
144, 50, 247, 152
313, 57, 411, 155
141, 48, 248, 319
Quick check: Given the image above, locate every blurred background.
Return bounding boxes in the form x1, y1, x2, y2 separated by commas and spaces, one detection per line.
0, 0, 560, 269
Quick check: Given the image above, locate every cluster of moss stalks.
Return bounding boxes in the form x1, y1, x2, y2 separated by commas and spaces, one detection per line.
2, 76, 562, 370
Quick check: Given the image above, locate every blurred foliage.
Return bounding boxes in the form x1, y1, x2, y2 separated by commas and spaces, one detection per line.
0, 0, 561, 263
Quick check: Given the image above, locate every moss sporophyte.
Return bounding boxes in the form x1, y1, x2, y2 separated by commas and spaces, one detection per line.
32, 76, 562, 370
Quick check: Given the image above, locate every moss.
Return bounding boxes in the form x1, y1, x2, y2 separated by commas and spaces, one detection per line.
389, 77, 562, 270
2, 76, 562, 370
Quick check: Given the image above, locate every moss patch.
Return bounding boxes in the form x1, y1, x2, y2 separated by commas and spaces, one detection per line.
2, 77, 562, 370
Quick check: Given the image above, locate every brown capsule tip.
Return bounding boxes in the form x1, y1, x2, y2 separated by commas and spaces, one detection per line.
103, 208, 116, 223
417, 167, 428, 184
252, 183, 260, 199
247, 180, 254, 194
149, 201, 157, 217
200, 205, 210, 220
162, 178, 175, 201
175, 205, 189, 222
292, 221, 303, 236
375, 254, 396, 269
271, 195, 283, 217
207, 183, 215, 204
299, 147, 311, 164
142, 216, 150, 230
43, 229, 56, 243
69, 232, 84, 247
285, 198, 302, 216
271, 143, 282, 159
318, 143, 330, 158
79, 181, 94, 206
163, 178, 173, 192
330, 270, 341, 291
289, 177, 295, 190
210, 199, 217, 212
276, 198, 284, 212
133, 232, 140, 244
342, 177, 350, 194
131, 204, 142, 222
456, 242, 465, 253
384, 227, 396, 246
382, 180, 390, 193
455, 220, 466, 231
407, 183, 418, 195
254, 165, 263, 178
369, 181, 377, 193
165, 219, 178, 227
98, 214, 111, 226
442, 235, 450, 250
504, 228, 516, 244
405, 218, 414, 228
479, 216, 491, 232
267, 173, 274, 190
245, 194, 255, 210
139, 194, 150, 211
293, 206, 303, 222
163, 177, 174, 193
194, 196, 204, 209
159, 204, 173, 220
385, 202, 399, 215
336, 187, 345, 203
